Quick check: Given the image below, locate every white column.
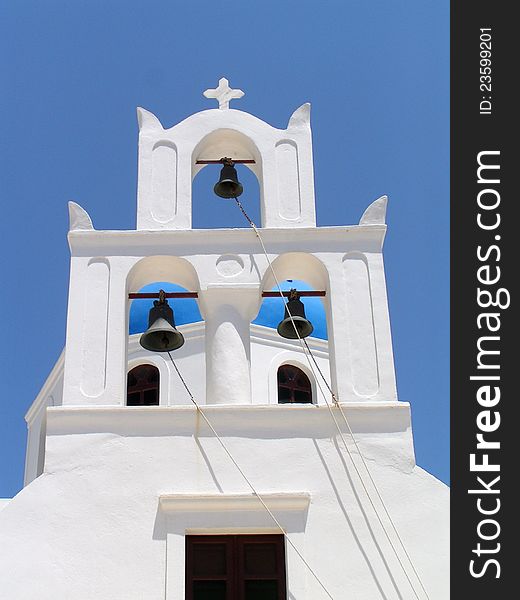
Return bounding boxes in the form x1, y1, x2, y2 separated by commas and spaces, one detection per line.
199, 286, 259, 405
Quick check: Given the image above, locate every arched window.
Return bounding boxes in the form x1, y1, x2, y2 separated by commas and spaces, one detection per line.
127, 364, 160, 406
277, 365, 312, 404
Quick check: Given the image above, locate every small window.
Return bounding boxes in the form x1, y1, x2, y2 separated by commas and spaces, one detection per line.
186, 534, 286, 600
277, 365, 312, 404
127, 364, 159, 406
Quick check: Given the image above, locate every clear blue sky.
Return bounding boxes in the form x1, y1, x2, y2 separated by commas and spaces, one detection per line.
0, 0, 449, 496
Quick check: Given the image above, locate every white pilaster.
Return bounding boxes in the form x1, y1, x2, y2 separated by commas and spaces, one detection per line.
199, 286, 259, 405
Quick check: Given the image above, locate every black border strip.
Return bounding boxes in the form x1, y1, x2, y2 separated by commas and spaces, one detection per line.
451, 2, 512, 595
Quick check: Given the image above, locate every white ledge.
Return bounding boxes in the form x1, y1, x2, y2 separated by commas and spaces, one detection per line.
159, 493, 311, 513
67, 225, 387, 256
46, 403, 411, 437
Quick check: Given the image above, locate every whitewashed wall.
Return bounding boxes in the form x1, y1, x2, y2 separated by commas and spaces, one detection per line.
24, 324, 329, 484
2, 403, 449, 599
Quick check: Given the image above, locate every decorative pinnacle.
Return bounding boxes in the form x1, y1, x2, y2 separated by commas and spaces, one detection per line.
203, 77, 244, 109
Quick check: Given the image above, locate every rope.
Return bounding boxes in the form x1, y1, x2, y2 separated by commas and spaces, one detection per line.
232, 197, 430, 600
167, 351, 335, 600
335, 401, 431, 600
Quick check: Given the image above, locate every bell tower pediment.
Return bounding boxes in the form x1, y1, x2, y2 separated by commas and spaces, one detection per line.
136, 78, 316, 230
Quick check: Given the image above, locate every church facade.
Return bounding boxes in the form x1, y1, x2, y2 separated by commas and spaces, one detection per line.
0, 79, 449, 599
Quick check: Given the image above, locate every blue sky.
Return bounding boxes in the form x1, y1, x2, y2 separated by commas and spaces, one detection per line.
0, 1, 449, 496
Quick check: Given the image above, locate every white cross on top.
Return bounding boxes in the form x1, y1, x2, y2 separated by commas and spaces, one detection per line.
203, 77, 244, 109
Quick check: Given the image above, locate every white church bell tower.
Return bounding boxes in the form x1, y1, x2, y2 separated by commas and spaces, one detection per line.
0, 78, 449, 600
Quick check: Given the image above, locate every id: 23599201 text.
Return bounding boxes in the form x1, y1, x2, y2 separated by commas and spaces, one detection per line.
480, 28, 492, 115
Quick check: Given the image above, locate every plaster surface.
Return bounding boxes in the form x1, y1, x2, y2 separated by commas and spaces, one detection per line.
62, 222, 395, 411
24, 324, 330, 483
1, 405, 448, 600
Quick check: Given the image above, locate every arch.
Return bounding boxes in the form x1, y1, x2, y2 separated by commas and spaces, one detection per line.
127, 354, 171, 406
191, 161, 261, 230
256, 252, 330, 335
126, 364, 160, 406
127, 257, 202, 340
191, 128, 262, 181
260, 252, 330, 294
257, 253, 331, 367
277, 364, 312, 404
267, 352, 318, 406
191, 128, 265, 228
254, 278, 328, 340
127, 255, 201, 296
125, 257, 203, 407
129, 281, 202, 335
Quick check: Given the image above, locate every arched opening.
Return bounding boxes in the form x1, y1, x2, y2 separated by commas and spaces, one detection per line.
254, 255, 331, 406
127, 256, 202, 346
257, 253, 330, 341
129, 281, 202, 336
127, 364, 160, 406
277, 365, 312, 404
192, 162, 261, 229
125, 257, 204, 406
254, 279, 328, 340
191, 128, 262, 229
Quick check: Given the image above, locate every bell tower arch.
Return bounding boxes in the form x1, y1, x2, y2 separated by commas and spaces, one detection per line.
136, 78, 317, 230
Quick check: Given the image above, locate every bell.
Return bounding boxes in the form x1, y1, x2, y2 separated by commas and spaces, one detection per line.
277, 289, 314, 339
214, 158, 244, 198
139, 291, 185, 352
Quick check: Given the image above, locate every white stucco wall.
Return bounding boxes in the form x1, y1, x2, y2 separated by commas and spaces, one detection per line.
2, 404, 448, 600
61, 224, 397, 411
23, 324, 330, 485
24, 351, 64, 486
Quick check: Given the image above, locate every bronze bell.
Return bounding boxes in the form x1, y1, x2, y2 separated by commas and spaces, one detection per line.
277, 289, 314, 339
214, 157, 244, 198
139, 290, 185, 352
